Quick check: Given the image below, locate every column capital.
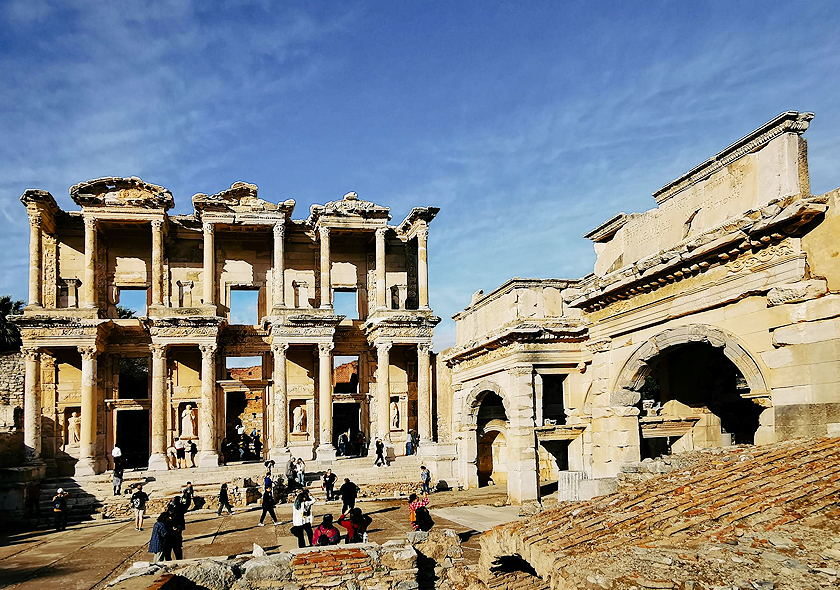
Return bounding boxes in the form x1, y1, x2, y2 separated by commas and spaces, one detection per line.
21, 347, 40, 362
29, 215, 42, 229
83, 216, 97, 230
376, 342, 393, 354
417, 342, 432, 354
273, 222, 286, 238
151, 219, 164, 231
150, 343, 167, 359
318, 226, 330, 240
78, 346, 98, 361
318, 342, 335, 356
198, 343, 217, 356
375, 227, 388, 239
417, 227, 429, 241
271, 342, 290, 355
203, 222, 215, 235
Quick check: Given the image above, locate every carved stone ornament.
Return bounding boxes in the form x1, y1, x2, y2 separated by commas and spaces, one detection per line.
507, 365, 533, 377
150, 343, 167, 359
318, 342, 335, 356
273, 222, 285, 238
375, 227, 388, 239
376, 342, 393, 354
70, 177, 174, 210
29, 215, 42, 229
198, 343, 217, 357
151, 219, 164, 231
417, 342, 432, 355
203, 222, 215, 235
416, 228, 429, 241
21, 347, 40, 362
727, 242, 795, 274
319, 226, 330, 239
586, 339, 612, 353
84, 217, 97, 230
271, 342, 289, 355
78, 346, 98, 361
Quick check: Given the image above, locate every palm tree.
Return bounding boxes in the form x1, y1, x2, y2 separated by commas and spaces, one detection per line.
0, 295, 24, 352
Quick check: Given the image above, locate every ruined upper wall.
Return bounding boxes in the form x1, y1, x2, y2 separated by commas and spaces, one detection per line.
588, 112, 813, 277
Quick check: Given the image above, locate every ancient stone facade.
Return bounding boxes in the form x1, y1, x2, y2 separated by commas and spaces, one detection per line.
442, 111, 840, 504
13, 179, 443, 477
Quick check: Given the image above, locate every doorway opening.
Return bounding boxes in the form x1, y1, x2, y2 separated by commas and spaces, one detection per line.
116, 409, 149, 469
476, 391, 508, 487
119, 356, 149, 399
333, 402, 362, 455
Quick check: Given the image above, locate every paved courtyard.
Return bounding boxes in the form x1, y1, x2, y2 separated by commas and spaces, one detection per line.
0, 486, 514, 590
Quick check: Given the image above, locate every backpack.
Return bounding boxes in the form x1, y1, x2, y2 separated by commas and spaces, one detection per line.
53, 496, 63, 511
316, 527, 331, 546
414, 506, 434, 531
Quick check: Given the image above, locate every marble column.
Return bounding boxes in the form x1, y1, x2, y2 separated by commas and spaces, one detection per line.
83, 217, 97, 308
376, 342, 392, 442
319, 227, 331, 308
76, 346, 99, 476
202, 222, 215, 307
417, 342, 432, 444
271, 342, 289, 460
273, 222, 285, 308
197, 343, 219, 467
148, 343, 169, 471
375, 227, 387, 310
28, 215, 42, 307
22, 347, 42, 463
417, 226, 429, 309
316, 342, 336, 460
151, 219, 164, 306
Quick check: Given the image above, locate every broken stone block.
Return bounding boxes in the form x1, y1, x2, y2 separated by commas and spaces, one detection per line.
767, 279, 828, 306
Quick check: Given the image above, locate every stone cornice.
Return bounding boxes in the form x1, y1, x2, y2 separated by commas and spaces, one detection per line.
653, 111, 814, 205
308, 191, 391, 227
192, 181, 295, 222
584, 213, 628, 243
570, 194, 827, 312
70, 177, 174, 210
396, 207, 440, 240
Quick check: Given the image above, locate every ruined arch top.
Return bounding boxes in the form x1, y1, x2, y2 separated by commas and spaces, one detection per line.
464, 380, 511, 426
614, 324, 770, 404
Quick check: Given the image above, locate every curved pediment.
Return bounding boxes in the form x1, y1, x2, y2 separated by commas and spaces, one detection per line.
192, 182, 295, 217
309, 191, 390, 224
70, 177, 173, 210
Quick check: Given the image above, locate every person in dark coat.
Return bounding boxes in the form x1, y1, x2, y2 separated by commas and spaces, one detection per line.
181, 482, 194, 511
338, 478, 359, 515
257, 486, 277, 526
217, 483, 235, 515
112, 462, 124, 496
322, 468, 337, 501
52, 488, 68, 531
148, 511, 171, 563
165, 497, 186, 560
374, 438, 386, 467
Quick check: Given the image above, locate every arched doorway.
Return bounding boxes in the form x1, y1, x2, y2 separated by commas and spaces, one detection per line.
475, 392, 508, 487
615, 324, 771, 459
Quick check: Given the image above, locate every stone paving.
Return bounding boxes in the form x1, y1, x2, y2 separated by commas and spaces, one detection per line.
0, 486, 511, 590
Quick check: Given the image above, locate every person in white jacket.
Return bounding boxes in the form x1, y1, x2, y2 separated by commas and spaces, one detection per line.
290, 489, 315, 547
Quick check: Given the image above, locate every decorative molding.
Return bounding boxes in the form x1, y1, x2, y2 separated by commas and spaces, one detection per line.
416, 228, 429, 241
318, 226, 330, 240
417, 342, 432, 355
83, 217, 97, 230
273, 222, 285, 238
21, 347, 40, 362
150, 343, 167, 359
198, 343, 217, 356
318, 342, 335, 356
151, 219, 164, 231
376, 342, 393, 355
375, 227, 388, 239
271, 342, 289, 356
29, 215, 42, 229
203, 222, 214, 235
78, 346, 98, 361
727, 241, 794, 274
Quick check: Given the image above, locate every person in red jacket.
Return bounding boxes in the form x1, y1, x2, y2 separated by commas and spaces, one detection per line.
312, 514, 341, 546
337, 507, 372, 544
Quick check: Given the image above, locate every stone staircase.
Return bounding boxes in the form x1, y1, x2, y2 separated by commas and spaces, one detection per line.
36, 454, 425, 523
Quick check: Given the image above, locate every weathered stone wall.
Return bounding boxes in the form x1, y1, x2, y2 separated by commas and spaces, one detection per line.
0, 351, 24, 468
0, 350, 24, 407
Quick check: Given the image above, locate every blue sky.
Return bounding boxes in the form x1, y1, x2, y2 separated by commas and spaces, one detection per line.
1, 1, 839, 350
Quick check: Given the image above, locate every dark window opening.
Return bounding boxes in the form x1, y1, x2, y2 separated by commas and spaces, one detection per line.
119, 357, 149, 399
541, 374, 565, 425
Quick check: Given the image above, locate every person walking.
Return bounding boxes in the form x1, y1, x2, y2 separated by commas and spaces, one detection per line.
257, 486, 278, 526
338, 478, 359, 515
131, 484, 149, 531
189, 440, 198, 467
312, 514, 341, 546
113, 462, 124, 496
286, 457, 297, 489
165, 497, 186, 560
148, 511, 171, 563
408, 493, 433, 531
374, 438, 386, 467
253, 433, 262, 460
290, 490, 315, 547
181, 482, 194, 511
217, 483, 235, 515
295, 458, 306, 487
420, 465, 432, 495
52, 487, 68, 531
338, 507, 372, 544
322, 468, 337, 501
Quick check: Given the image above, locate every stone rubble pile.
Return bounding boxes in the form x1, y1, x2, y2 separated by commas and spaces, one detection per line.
480, 437, 840, 589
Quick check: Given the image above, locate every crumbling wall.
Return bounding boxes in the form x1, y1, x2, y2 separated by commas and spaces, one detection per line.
0, 351, 24, 467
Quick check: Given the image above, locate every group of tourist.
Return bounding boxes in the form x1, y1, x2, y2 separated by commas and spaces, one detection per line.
164, 438, 198, 469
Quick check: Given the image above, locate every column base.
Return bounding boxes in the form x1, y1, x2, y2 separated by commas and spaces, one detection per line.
148, 453, 170, 471
197, 451, 219, 468
316, 444, 337, 461
270, 446, 292, 463
74, 456, 103, 477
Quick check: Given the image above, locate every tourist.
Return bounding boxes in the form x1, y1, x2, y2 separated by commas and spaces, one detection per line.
253, 433, 262, 459
408, 493, 433, 532
257, 485, 278, 526
264, 470, 273, 491
264, 459, 276, 475
338, 477, 359, 514
322, 468, 337, 501
219, 438, 229, 466
112, 445, 123, 470
131, 484, 149, 531
165, 497, 186, 560
285, 457, 297, 488
166, 444, 177, 470
290, 490, 315, 547
420, 465, 432, 495
374, 438, 385, 467
217, 483, 235, 515
174, 437, 186, 469
337, 432, 347, 456
52, 487, 68, 531
112, 461, 124, 496
338, 507, 372, 544
312, 514, 341, 546
295, 458, 306, 487
181, 482, 194, 511
405, 432, 413, 456
189, 440, 198, 467
356, 431, 366, 456
148, 511, 171, 563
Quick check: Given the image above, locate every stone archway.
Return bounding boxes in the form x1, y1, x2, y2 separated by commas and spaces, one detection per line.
613, 323, 772, 451
464, 380, 511, 426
